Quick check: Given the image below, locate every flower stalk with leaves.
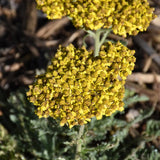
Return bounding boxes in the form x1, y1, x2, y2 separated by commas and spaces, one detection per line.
27, 0, 156, 159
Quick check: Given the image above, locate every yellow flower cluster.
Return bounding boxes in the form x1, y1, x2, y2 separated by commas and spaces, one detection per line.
27, 43, 135, 128
36, 0, 67, 19
36, 0, 155, 37
112, 0, 156, 36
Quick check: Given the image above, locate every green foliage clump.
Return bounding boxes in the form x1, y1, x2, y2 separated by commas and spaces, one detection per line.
0, 124, 25, 160
0, 88, 160, 160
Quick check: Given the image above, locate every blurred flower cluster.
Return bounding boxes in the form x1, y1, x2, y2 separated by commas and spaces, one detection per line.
36, 0, 155, 37
27, 43, 135, 128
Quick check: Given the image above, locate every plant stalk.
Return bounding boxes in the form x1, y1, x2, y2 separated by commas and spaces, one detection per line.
75, 125, 85, 160
94, 29, 101, 57
94, 28, 112, 57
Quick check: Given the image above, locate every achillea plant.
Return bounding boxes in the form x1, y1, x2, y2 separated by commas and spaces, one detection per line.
27, 0, 156, 159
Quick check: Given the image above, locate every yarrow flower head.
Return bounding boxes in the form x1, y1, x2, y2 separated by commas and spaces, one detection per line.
36, 0, 68, 19
36, 0, 155, 37
27, 43, 135, 128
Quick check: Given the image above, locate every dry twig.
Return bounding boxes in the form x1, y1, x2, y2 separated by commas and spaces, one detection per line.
63, 30, 85, 46
133, 36, 160, 67
127, 73, 160, 84
36, 17, 70, 39
125, 81, 159, 102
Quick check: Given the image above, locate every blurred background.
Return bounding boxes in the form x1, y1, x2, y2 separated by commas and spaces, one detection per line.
0, 0, 160, 160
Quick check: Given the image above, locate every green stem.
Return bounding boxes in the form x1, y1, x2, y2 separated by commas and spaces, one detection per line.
99, 28, 112, 46
94, 28, 112, 57
94, 29, 101, 57
75, 125, 85, 160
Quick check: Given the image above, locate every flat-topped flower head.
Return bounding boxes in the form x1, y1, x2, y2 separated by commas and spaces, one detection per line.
36, 0, 155, 37
111, 0, 156, 36
27, 43, 135, 128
